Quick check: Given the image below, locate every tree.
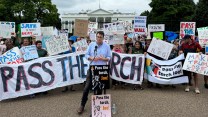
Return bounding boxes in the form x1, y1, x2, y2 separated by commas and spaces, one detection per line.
0, 0, 61, 29
194, 0, 208, 28
144, 0, 196, 31
140, 10, 150, 16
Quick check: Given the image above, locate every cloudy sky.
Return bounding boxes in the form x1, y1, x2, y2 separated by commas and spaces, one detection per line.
52, 0, 199, 15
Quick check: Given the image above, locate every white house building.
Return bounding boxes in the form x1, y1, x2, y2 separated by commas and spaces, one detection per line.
61, 8, 136, 33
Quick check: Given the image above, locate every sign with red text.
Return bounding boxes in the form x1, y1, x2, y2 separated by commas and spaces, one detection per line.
20, 23, 41, 37
134, 16, 147, 34
0, 47, 23, 64
180, 22, 196, 39
197, 27, 208, 47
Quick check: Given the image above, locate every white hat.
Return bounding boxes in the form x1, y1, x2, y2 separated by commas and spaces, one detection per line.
146, 36, 152, 40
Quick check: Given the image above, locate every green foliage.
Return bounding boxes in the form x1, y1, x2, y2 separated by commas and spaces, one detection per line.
194, 0, 208, 28
0, 0, 61, 29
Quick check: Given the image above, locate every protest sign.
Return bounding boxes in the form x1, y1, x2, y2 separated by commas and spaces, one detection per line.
90, 65, 110, 90
41, 26, 54, 36
0, 44, 6, 55
152, 31, 165, 40
88, 22, 98, 34
147, 38, 174, 60
20, 23, 41, 37
44, 35, 70, 55
127, 33, 134, 39
206, 45, 208, 54
183, 53, 208, 75
72, 39, 88, 51
74, 19, 88, 37
0, 52, 89, 101
197, 27, 208, 47
0, 24, 11, 38
92, 95, 111, 117
124, 21, 133, 33
148, 24, 165, 36
134, 16, 147, 34
89, 33, 96, 41
21, 45, 39, 61
107, 34, 124, 45
0, 21, 15, 36
110, 52, 145, 84
103, 22, 125, 35
146, 54, 188, 84
0, 47, 23, 64
180, 22, 196, 39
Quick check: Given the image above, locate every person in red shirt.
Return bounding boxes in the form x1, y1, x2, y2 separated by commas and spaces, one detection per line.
179, 35, 202, 94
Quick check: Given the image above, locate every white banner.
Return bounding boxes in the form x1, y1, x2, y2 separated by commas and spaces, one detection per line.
110, 52, 145, 84
0, 52, 89, 101
183, 53, 208, 75
146, 54, 188, 84
20, 23, 41, 37
147, 38, 174, 60
0, 47, 23, 64
134, 16, 147, 34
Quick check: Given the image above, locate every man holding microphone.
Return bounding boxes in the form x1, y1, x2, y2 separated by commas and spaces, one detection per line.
77, 31, 111, 114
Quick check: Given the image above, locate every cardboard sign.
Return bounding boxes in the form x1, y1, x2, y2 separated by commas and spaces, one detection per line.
110, 52, 145, 84
134, 16, 147, 34
183, 53, 208, 75
21, 45, 39, 61
148, 24, 165, 36
41, 26, 54, 36
147, 38, 174, 60
88, 22, 98, 34
0, 47, 23, 64
180, 22, 196, 39
20, 23, 41, 37
74, 19, 88, 37
146, 54, 188, 84
92, 95, 111, 117
0, 24, 11, 38
197, 27, 208, 47
0, 21, 15, 36
44, 35, 70, 55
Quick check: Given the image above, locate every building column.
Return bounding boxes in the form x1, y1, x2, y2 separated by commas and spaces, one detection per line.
104, 17, 106, 23
96, 17, 98, 23
68, 20, 70, 33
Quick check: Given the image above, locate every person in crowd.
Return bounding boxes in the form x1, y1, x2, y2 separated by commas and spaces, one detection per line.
4, 39, 14, 53
129, 41, 144, 90
62, 38, 76, 92
35, 40, 49, 95
179, 35, 202, 94
203, 46, 208, 89
87, 39, 91, 45
77, 31, 111, 114
112, 44, 124, 89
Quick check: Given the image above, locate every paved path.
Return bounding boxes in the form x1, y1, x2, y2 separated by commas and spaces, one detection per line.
0, 76, 208, 117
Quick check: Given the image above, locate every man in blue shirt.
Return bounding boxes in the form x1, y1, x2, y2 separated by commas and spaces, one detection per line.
77, 31, 111, 114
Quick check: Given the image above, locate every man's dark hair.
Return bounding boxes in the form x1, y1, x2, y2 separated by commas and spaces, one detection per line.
183, 35, 191, 40
96, 31, 104, 37
35, 40, 42, 45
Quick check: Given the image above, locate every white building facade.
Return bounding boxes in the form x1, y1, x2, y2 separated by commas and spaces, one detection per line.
61, 8, 136, 33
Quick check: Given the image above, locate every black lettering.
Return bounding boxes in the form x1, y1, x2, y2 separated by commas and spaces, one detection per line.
57, 57, 68, 82
0, 67, 14, 92
120, 57, 131, 79
16, 66, 29, 91
130, 57, 142, 81
69, 56, 81, 80
110, 52, 120, 77
28, 63, 43, 88
42, 61, 55, 86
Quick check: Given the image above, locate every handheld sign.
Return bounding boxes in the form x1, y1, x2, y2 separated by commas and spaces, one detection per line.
0, 47, 23, 64
91, 95, 111, 117
21, 45, 39, 61
20, 23, 41, 37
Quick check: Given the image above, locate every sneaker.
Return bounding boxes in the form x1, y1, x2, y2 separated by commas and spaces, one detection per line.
77, 106, 84, 114
185, 86, 190, 92
195, 88, 200, 94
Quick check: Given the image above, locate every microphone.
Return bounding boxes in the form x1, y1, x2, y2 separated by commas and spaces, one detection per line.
94, 45, 98, 56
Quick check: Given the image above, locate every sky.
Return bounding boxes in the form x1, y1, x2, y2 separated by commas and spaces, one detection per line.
52, 0, 199, 15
